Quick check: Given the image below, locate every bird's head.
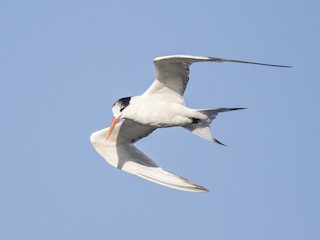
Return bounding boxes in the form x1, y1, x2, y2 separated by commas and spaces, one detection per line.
106, 96, 131, 140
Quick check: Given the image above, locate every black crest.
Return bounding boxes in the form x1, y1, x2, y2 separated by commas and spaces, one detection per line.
113, 96, 131, 112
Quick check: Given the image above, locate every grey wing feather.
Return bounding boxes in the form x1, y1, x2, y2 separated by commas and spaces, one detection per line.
144, 54, 291, 103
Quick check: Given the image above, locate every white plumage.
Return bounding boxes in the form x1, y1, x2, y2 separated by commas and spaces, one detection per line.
90, 55, 290, 192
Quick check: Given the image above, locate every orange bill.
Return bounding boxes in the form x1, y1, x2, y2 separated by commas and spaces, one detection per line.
106, 115, 121, 140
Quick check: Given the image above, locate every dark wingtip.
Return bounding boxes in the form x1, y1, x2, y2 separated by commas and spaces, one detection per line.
229, 107, 247, 111
223, 58, 292, 68
202, 187, 210, 192
214, 138, 227, 147
261, 64, 292, 68
195, 185, 210, 192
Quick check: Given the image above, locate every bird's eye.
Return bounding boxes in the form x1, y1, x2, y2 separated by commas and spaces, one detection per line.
120, 107, 125, 112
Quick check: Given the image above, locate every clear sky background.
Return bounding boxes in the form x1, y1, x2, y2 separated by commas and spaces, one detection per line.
1, 0, 319, 239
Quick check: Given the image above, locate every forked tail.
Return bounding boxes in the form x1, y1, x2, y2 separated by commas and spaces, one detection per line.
183, 108, 246, 146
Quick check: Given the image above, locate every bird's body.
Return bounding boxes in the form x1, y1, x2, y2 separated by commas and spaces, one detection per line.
91, 54, 290, 192
122, 95, 199, 127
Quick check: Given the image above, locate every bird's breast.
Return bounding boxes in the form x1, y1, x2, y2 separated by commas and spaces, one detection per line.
125, 98, 192, 127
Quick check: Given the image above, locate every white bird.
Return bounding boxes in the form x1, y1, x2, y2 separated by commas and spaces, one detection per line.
90, 55, 290, 192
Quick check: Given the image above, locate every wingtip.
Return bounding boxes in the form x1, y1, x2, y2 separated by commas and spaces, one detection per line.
189, 183, 210, 192
197, 186, 210, 192
220, 58, 292, 68
135, 169, 210, 193
178, 184, 210, 193
214, 138, 227, 147
229, 107, 247, 111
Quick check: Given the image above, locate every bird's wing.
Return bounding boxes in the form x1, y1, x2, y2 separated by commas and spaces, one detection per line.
90, 119, 208, 192
143, 54, 291, 104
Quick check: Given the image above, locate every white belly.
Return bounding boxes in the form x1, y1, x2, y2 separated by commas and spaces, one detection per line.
124, 96, 196, 127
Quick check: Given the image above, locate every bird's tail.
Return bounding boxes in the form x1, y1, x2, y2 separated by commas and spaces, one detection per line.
183, 108, 246, 146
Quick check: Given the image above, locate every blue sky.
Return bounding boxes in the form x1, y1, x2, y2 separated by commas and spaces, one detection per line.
1, 0, 319, 239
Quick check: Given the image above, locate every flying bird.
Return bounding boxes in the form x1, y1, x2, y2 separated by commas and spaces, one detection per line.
90, 55, 290, 192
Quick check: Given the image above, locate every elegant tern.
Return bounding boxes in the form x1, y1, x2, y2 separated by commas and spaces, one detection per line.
91, 55, 290, 192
